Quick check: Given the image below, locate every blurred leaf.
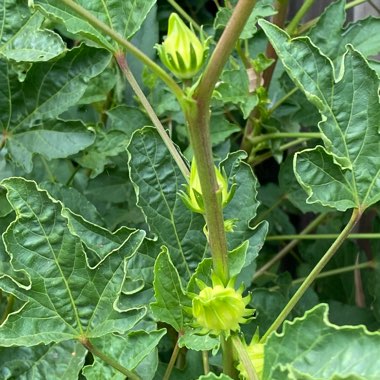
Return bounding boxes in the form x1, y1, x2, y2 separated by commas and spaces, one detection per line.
0, 341, 87, 380
178, 327, 219, 351
0, 177, 146, 346
264, 304, 380, 379
260, 21, 380, 212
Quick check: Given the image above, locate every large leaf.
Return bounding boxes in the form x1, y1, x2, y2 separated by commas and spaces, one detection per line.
0, 11, 66, 62
264, 304, 380, 379
35, 0, 156, 51
259, 21, 380, 211
0, 177, 146, 346
127, 127, 207, 279
150, 248, 191, 332
0, 44, 111, 171
0, 341, 87, 380
308, 0, 380, 69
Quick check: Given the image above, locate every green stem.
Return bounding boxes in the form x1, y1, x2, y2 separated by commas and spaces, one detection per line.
261, 208, 362, 342
253, 213, 327, 280
286, 0, 315, 35
254, 195, 286, 226
222, 337, 238, 379
248, 132, 321, 145
297, 0, 368, 34
202, 351, 210, 374
58, 0, 184, 102
115, 52, 189, 179
167, 0, 202, 32
163, 340, 181, 380
81, 338, 141, 380
292, 261, 375, 285
185, 0, 258, 286
248, 137, 311, 166
269, 87, 298, 113
267, 233, 380, 240
231, 335, 259, 380
346, 0, 369, 9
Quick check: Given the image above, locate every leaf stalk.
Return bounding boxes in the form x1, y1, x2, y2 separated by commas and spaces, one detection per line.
81, 338, 141, 380
260, 208, 362, 342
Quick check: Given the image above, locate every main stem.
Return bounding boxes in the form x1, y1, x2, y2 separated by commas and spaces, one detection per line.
185, 1, 257, 377
186, 0, 258, 285
260, 208, 362, 342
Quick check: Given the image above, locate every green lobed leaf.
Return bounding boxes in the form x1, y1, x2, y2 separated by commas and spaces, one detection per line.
127, 127, 207, 279
0, 341, 87, 380
0, 177, 146, 346
259, 20, 380, 211
0, 11, 66, 62
150, 248, 191, 332
34, 0, 156, 51
214, 69, 259, 119
82, 329, 165, 380
263, 304, 380, 380
308, 0, 380, 70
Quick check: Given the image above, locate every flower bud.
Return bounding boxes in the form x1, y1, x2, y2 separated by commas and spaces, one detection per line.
192, 274, 253, 336
156, 13, 206, 79
179, 160, 235, 214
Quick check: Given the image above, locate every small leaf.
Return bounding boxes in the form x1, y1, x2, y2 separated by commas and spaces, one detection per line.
264, 304, 380, 380
0, 177, 146, 346
178, 327, 220, 351
150, 248, 191, 332
0, 341, 87, 379
259, 20, 380, 212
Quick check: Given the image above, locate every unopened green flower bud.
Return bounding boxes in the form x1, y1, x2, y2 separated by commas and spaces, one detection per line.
192, 274, 253, 336
180, 160, 235, 214
156, 13, 206, 79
